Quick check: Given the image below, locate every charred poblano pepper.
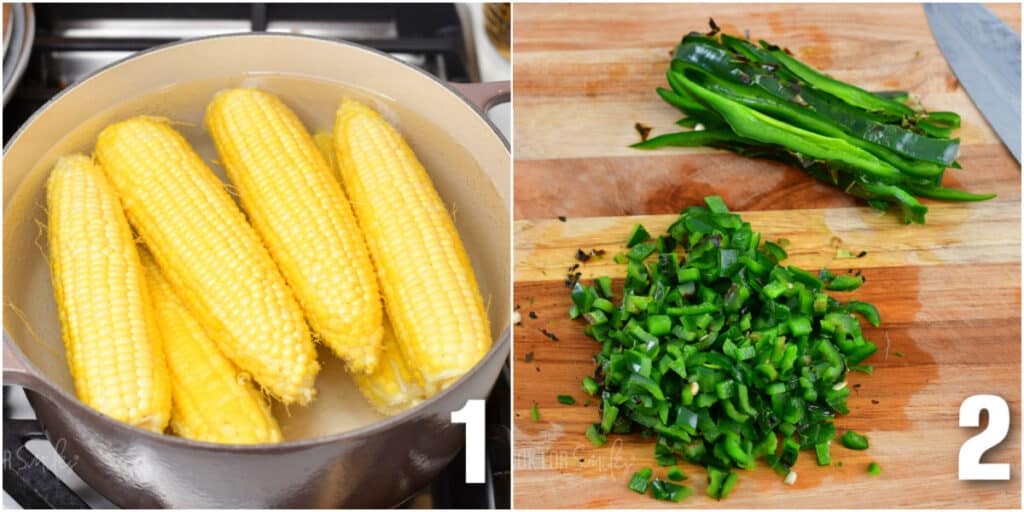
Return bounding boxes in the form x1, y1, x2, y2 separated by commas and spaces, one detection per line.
635, 21, 994, 224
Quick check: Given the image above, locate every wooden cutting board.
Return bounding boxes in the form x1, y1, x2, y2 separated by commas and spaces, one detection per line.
512, 3, 1021, 509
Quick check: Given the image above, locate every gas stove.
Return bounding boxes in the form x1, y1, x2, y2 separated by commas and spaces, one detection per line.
1, 3, 510, 508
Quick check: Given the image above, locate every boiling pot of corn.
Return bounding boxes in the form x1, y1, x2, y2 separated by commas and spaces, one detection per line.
2, 33, 510, 508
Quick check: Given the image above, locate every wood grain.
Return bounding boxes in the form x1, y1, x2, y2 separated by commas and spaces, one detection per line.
514, 144, 1018, 220
512, 3, 1021, 509
513, 212, 1021, 509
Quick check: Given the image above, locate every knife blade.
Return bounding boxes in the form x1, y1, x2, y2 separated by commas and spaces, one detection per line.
924, 3, 1021, 163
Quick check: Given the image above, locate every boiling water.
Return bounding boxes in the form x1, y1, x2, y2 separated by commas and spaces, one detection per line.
3, 73, 509, 441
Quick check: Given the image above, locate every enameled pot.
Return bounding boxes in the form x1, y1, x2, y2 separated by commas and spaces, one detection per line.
3, 33, 510, 508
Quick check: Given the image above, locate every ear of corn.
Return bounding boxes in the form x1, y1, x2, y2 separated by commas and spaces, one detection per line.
312, 130, 338, 172
140, 248, 283, 444
351, 316, 426, 415
333, 99, 492, 394
46, 154, 171, 432
206, 89, 383, 374
95, 116, 320, 405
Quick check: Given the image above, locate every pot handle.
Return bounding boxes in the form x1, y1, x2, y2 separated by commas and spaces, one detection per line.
448, 81, 510, 112
3, 418, 90, 509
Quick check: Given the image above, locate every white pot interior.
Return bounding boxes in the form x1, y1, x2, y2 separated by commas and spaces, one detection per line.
3, 35, 510, 441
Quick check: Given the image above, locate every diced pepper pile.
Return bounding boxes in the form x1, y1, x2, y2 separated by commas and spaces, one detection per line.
633, 21, 994, 224
569, 196, 878, 500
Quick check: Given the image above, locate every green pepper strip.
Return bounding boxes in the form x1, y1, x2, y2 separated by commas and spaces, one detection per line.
656, 85, 715, 119
855, 181, 928, 224
798, 165, 926, 223
676, 135, 930, 223
916, 120, 954, 139
925, 111, 961, 128
678, 37, 907, 123
671, 69, 907, 184
673, 39, 961, 165
788, 265, 823, 291
904, 183, 996, 202
799, 88, 960, 166
873, 90, 910, 102
678, 63, 945, 179
631, 129, 748, 150
720, 33, 782, 66
676, 117, 702, 128
766, 47, 915, 117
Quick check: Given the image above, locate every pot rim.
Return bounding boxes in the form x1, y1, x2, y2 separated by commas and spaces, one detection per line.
3, 32, 511, 452
3, 31, 509, 154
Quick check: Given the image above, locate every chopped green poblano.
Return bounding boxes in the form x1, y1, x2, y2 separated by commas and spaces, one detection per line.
840, 430, 869, 450
627, 224, 652, 248
628, 467, 653, 493
651, 479, 693, 502
566, 196, 880, 500
586, 424, 607, 447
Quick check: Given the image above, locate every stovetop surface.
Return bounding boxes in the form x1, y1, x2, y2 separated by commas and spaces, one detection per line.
4, 2, 478, 144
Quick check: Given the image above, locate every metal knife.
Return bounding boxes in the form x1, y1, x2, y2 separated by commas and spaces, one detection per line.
925, 3, 1021, 163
